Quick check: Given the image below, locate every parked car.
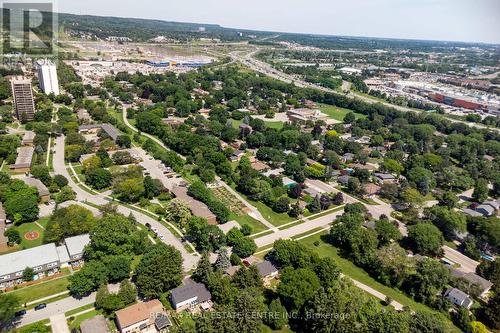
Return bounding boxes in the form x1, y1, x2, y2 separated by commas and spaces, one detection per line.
15, 309, 27, 317
34, 303, 46, 311
159, 235, 165, 240
151, 227, 158, 234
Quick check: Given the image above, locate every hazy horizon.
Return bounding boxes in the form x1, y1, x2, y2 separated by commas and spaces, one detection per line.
56, 0, 500, 44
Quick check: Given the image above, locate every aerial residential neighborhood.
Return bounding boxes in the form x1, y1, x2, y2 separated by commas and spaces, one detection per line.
0, 1, 499, 333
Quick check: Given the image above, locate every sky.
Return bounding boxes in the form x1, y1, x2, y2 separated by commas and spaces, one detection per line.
57, 0, 500, 44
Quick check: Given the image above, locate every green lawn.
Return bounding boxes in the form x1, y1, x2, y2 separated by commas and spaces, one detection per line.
318, 103, 365, 122
68, 309, 100, 330
230, 213, 268, 234
16, 221, 46, 249
298, 231, 457, 324
9, 276, 70, 305
228, 184, 294, 226
231, 118, 284, 130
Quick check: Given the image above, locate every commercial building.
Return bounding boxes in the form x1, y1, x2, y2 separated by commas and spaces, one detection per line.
170, 280, 212, 312
36, 59, 60, 96
10, 76, 36, 121
115, 299, 170, 333
287, 108, 328, 124
0, 234, 91, 289
10, 146, 35, 172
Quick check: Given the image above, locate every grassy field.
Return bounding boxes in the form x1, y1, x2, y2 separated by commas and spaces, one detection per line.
319, 103, 365, 122
232, 118, 284, 130
68, 309, 99, 330
16, 221, 47, 249
9, 276, 70, 305
298, 231, 453, 317
230, 213, 268, 234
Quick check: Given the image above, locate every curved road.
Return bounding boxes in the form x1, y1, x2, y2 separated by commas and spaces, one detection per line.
52, 135, 199, 271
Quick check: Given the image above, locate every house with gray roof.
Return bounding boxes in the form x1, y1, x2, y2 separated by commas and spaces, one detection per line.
444, 288, 474, 309
65, 234, 91, 263
0, 243, 61, 288
170, 280, 212, 312
22, 177, 50, 202
255, 260, 279, 279
450, 268, 493, 299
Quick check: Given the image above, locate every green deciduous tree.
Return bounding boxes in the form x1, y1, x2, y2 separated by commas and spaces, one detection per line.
134, 244, 183, 299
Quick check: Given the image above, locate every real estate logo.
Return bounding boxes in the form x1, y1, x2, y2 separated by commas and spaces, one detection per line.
0, 0, 58, 57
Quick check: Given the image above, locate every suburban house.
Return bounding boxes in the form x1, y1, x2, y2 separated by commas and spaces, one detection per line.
341, 153, 355, 163
475, 201, 499, 217
444, 288, 474, 309
10, 146, 35, 172
230, 149, 245, 162
115, 299, 171, 333
373, 173, 398, 185
464, 200, 499, 217
0, 234, 91, 289
22, 177, 50, 202
170, 280, 212, 312
80, 315, 109, 333
364, 183, 381, 197
250, 161, 270, 173
449, 268, 493, 299
255, 261, 279, 285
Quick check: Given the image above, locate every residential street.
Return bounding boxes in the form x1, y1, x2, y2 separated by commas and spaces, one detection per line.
52, 135, 200, 271
254, 209, 345, 248
16, 293, 96, 327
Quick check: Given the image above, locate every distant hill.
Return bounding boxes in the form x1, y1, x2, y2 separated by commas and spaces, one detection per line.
58, 12, 270, 42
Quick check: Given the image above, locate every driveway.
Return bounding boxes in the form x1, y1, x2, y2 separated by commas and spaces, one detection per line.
49, 314, 70, 333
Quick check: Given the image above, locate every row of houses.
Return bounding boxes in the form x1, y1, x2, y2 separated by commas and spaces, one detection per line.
0, 234, 90, 289
107, 259, 280, 333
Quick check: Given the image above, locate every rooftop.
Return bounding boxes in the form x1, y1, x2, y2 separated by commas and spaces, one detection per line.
11, 146, 34, 168
22, 177, 50, 196
170, 280, 211, 306
22, 131, 35, 144
255, 261, 279, 277
115, 300, 164, 329
0, 243, 60, 277
65, 234, 91, 257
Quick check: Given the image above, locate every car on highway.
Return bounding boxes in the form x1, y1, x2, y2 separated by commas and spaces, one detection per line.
34, 303, 46, 311
15, 309, 27, 317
